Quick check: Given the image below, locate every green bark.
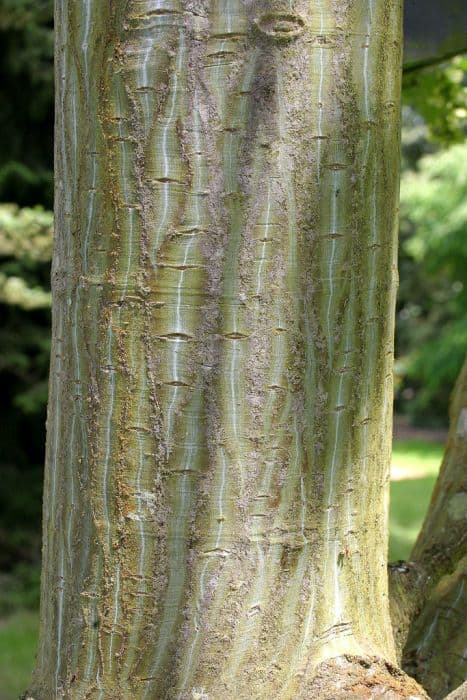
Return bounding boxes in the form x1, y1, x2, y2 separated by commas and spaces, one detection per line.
30, 1, 428, 698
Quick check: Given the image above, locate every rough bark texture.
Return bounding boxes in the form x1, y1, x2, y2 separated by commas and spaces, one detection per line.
404, 559, 467, 700
30, 1, 414, 698
442, 683, 467, 700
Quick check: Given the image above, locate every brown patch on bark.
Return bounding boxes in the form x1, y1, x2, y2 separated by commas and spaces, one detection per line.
300, 656, 429, 699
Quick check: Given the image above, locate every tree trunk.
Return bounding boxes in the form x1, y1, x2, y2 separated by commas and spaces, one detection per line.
30, 1, 429, 698
389, 357, 467, 699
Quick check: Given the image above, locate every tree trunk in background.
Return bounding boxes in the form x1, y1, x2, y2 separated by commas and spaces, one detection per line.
389, 357, 467, 699
30, 1, 429, 698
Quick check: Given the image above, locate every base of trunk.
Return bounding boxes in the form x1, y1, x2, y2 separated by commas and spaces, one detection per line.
27, 656, 430, 700
299, 656, 429, 700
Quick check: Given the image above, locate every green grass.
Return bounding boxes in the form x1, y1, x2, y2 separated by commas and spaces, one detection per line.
389, 475, 438, 561
391, 439, 444, 478
0, 438, 444, 699
0, 609, 38, 700
389, 438, 444, 562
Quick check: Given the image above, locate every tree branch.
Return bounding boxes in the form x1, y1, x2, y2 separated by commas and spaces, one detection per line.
403, 0, 467, 71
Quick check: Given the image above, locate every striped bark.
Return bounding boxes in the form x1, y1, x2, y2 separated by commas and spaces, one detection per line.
30, 1, 421, 698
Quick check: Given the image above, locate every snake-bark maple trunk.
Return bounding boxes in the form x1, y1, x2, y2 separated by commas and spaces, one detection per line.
32, 0, 406, 697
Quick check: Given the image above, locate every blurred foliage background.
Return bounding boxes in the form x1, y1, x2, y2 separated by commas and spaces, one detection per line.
0, 2, 465, 697
0, 2, 54, 636
397, 55, 467, 423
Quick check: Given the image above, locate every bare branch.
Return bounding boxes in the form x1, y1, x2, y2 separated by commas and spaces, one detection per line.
404, 0, 467, 71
